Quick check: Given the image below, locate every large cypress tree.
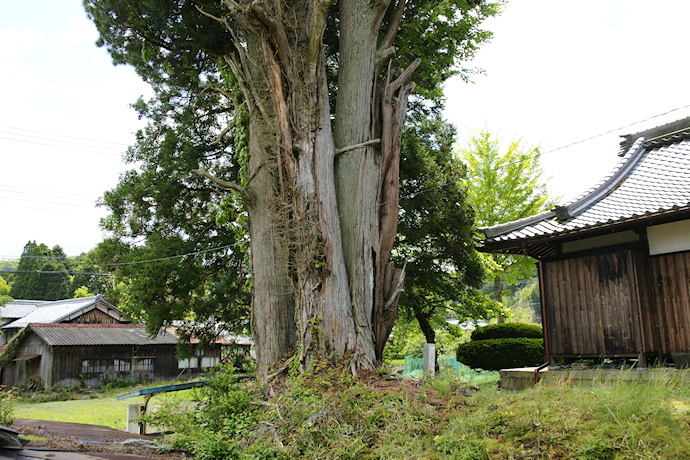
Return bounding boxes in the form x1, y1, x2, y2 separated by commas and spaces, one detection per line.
85, 0, 501, 376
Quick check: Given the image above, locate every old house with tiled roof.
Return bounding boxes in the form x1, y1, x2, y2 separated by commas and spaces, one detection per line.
0, 296, 231, 388
479, 117, 690, 366
0, 295, 129, 336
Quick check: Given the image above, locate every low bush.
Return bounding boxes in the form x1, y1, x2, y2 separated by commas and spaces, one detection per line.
0, 388, 14, 426
470, 322, 542, 341
456, 337, 545, 370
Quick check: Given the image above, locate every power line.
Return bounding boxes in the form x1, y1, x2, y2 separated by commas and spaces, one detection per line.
3, 105, 688, 266
0, 125, 130, 147
0, 195, 98, 209
0, 130, 124, 152
539, 103, 690, 155
0, 184, 99, 200
7, 270, 114, 276
0, 135, 123, 157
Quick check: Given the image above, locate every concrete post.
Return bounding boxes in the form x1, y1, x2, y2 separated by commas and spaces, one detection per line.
127, 403, 146, 434
423, 343, 436, 377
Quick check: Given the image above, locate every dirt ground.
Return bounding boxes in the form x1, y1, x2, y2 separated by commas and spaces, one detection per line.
9, 419, 188, 459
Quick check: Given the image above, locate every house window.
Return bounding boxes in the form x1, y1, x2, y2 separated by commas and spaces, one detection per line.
201, 356, 220, 368
81, 359, 131, 374
178, 357, 199, 369
133, 358, 154, 372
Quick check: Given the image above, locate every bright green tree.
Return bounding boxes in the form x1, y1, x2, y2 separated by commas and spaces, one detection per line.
85, 0, 501, 375
459, 130, 551, 321
72, 286, 92, 298
0, 275, 11, 307
0, 276, 10, 297
10, 242, 70, 301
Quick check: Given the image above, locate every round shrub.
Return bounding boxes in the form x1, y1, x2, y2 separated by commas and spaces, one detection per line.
470, 322, 542, 341
456, 337, 545, 371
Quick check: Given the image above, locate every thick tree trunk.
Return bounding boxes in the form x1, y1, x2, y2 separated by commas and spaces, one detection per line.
413, 307, 436, 345
333, 0, 388, 371
211, 0, 413, 376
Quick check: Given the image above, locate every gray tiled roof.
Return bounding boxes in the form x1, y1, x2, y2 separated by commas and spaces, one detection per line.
0, 299, 52, 319
2, 295, 125, 329
0, 303, 40, 319
30, 323, 178, 346
480, 118, 690, 246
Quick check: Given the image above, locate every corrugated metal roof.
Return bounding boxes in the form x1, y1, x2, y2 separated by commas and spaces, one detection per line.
480, 117, 690, 249
30, 323, 178, 346
2, 295, 125, 329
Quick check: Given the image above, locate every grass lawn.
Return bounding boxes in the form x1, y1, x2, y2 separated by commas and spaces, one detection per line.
14, 386, 198, 430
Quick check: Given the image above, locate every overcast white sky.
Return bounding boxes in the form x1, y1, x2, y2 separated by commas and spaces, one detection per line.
2, 1, 690, 259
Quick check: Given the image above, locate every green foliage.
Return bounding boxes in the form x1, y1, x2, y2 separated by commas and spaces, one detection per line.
72, 286, 92, 298
0, 388, 14, 427
145, 363, 259, 459
457, 337, 545, 370
460, 130, 551, 231
11, 242, 70, 300
396, 113, 499, 344
100, 375, 136, 392
0, 328, 28, 368
0, 295, 13, 307
459, 130, 553, 306
470, 322, 543, 341
0, 276, 10, 296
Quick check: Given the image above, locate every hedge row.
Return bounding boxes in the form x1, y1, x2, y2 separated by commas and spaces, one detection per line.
456, 337, 545, 371
470, 322, 543, 341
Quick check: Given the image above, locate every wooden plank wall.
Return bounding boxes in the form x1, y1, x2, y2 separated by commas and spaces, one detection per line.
67, 308, 119, 324
543, 248, 643, 358
647, 251, 690, 355
51, 344, 180, 387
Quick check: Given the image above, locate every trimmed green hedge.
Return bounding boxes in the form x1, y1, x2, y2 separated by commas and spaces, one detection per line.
456, 337, 545, 371
470, 322, 543, 341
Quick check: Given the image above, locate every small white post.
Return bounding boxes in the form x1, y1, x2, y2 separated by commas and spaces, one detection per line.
423, 343, 436, 377
126, 404, 145, 434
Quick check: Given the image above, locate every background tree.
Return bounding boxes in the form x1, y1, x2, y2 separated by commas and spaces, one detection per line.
458, 129, 551, 322
85, 0, 501, 376
0, 276, 9, 297
65, 250, 112, 298
395, 114, 500, 345
11, 241, 71, 301
0, 276, 11, 306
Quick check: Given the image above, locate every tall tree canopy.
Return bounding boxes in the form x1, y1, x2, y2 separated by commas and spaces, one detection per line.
85, 0, 501, 376
459, 129, 552, 320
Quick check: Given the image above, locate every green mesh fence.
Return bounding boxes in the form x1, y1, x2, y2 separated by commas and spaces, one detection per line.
403, 356, 499, 384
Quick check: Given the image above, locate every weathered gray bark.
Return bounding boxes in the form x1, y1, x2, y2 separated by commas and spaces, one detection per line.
201, 0, 414, 377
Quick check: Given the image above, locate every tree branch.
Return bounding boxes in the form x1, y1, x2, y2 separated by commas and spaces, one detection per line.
335, 138, 381, 156
199, 82, 235, 101
307, 0, 331, 77
211, 117, 237, 145
195, 5, 233, 33
192, 169, 252, 205
386, 57, 421, 96
379, 0, 406, 54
